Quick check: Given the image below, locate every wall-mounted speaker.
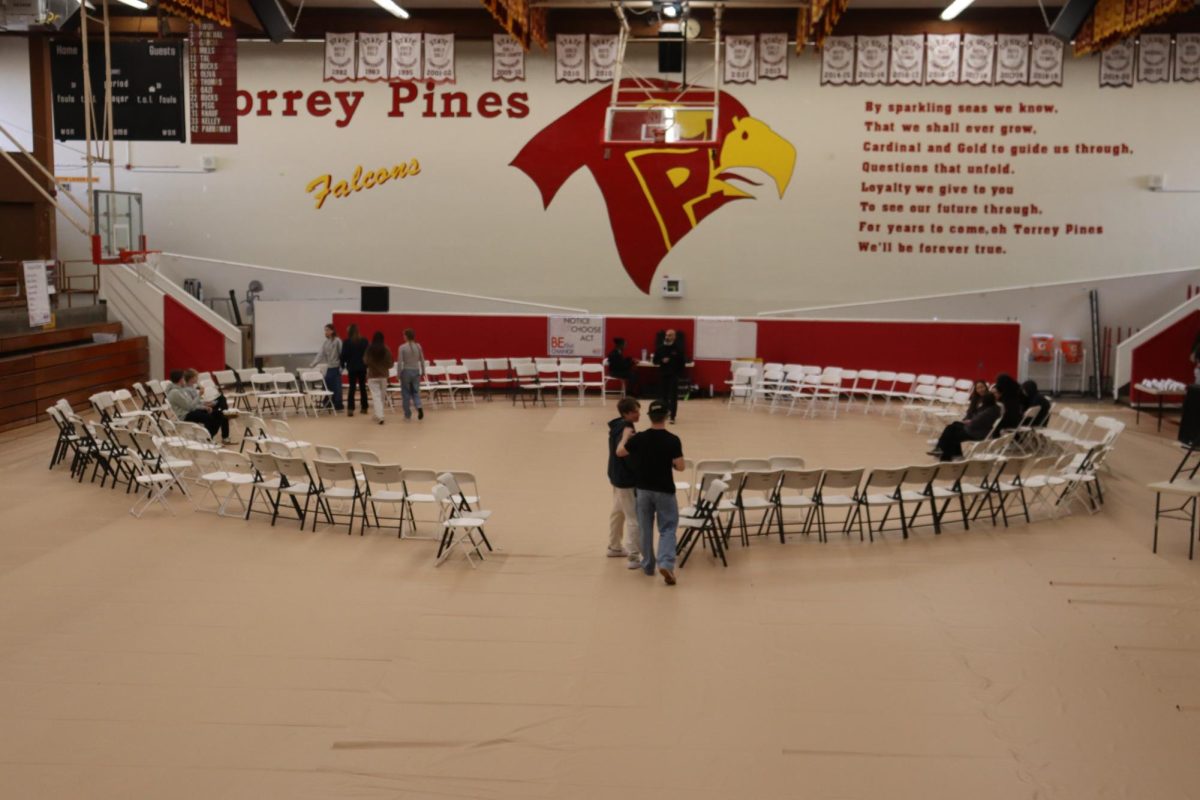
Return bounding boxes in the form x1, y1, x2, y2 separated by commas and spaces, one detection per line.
1048, 0, 1099, 42
361, 286, 389, 313
659, 31, 683, 73
247, 0, 295, 43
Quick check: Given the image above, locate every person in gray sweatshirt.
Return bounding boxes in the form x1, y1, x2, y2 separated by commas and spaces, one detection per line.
311, 324, 344, 412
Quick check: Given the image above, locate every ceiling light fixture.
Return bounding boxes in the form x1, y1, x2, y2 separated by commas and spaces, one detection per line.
371, 0, 410, 19
662, 3, 679, 18
115, 0, 150, 9
940, 0, 974, 21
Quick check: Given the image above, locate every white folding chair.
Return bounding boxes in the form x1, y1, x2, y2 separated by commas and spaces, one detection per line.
300, 370, 335, 415
433, 483, 489, 568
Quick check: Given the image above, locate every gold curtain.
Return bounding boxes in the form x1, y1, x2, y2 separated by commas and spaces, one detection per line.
480, 0, 548, 51
158, 0, 231, 27
795, 0, 850, 54
1074, 0, 1194, 55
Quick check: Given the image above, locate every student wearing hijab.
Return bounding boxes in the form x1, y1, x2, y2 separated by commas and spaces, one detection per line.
993, 373, 1025, 432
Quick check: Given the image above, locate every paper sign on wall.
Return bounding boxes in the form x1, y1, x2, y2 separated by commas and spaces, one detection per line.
357, 33, 388, 82
961, 33, 995, 85
23, 261, 52, 328
548, 315, 604, 357
589, 34, 617, 82
556, 34, 586, 83
855, 35, 888, 85
1099, 38, 1136, 87
390, 32, 422, 81
820, 36, 855, 85
758, 33, 788, 80
324, 33, 356, 82
424, 33, 455, 84
493, 34, 525, 81
1138, 33, 1171, 83
724, 35, 756, 84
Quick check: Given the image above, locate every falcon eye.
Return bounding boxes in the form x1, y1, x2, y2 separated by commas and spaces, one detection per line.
741, 130, 749, 140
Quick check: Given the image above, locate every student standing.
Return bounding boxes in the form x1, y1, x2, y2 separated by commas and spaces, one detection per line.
311, 324, 343, 412
397, 328, 426, 421
653, 329, 686, 423
363, 332, 393, 425
617, 400, 685, 586
606, 397, 642, 566
341, 324, 369, 416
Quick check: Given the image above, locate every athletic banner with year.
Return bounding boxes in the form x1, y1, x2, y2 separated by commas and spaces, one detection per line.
758, 33, 788, 80
820, 36, 854, 85
492, 34, 525, 81
996, 34, 1029, 85
555, 34, 586, 83
1175, 33, 1200, 82
961, 33, 995, 85
889, 34, 924, 85
588, 34, 617, 82
1029, 33, 1063, 86
323, 33, 356, 82
925, 34, 960, 84
390, 32, 422, 81
724, 35, 756, 84
424, 33, 455, 84
1138, 33, 1170, 83
1099, 38, 1135, 87
357, 33, 388, 82
855, 35, 888, 85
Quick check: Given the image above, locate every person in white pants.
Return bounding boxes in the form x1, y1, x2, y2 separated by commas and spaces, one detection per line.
607, 397, 642, 565
364, 331, 394, 424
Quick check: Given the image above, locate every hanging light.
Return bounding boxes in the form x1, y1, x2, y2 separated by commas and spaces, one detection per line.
115, 0, 150, 9
940, 0, 975, 21
370, 0, 410, 19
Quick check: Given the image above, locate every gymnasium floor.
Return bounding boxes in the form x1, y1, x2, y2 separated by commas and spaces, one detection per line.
1, 397, 1197, 799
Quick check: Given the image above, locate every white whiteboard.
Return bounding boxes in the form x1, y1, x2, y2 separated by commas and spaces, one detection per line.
253, 299, 354, 357
695, 317, 757, 360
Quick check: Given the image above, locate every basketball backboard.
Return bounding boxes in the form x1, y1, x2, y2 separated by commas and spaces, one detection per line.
92, 190, 145, 262
604, 104, 718, 146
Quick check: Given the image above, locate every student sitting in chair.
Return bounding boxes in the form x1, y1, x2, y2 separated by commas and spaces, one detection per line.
929, 392, 1000, 462
606, 338, 637, 396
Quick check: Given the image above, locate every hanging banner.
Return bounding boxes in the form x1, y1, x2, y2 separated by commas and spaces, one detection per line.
424, 33, 455, 84
1176, 33, 1200, 82
855, 35, 888, 85
1138, 33, 1171, 83
188, 23, 237, 145
925, 33, 960, 84
960, 33, 995, 85
548, 315, 604, 357
323, 33, 356, 82
996, 34, 1029, 85
1099, 38, 1136, 87
492, 34, 525, 81
820, 36, 855, 85
23, 261, 52, 328
390, 32, 422, 81
555, 34, 586, 83
357, 32, 388, 82
588, 33, 617, 82
758, 32, 788, 80
724, 35, 756, 84
889, 34, 924, 85
1030, 33, 1064, 86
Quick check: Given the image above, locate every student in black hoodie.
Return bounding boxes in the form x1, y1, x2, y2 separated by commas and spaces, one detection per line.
607, 397, 642, 566
993, 373, 1025, 432
930, 392, 1001, 461
1021, 380, 1052, 427
341, 323, 369, 416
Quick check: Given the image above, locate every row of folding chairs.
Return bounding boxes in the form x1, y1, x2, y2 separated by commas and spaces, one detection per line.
673, 448, 1110, 568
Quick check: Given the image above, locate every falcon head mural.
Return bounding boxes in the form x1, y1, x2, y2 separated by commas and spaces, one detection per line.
511, 79, 796, 294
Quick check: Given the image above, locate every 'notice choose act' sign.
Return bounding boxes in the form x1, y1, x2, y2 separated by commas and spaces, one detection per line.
51, 39, 185, 142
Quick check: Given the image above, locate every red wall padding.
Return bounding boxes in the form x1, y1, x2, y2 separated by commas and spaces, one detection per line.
1130, 309, 1200, 401
332, 312, 1019, 389
755, 319, 1020, 381
163, 295, 225, 377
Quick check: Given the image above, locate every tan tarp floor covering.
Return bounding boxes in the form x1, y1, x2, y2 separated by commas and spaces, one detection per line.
1, 398, 1198, 799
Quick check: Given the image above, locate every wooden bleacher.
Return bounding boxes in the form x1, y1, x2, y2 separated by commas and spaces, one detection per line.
0, 322, 149, 433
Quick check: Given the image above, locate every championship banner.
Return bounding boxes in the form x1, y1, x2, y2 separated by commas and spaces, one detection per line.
961, 33, 995, 85
548, 315, 604, 357
493, 34, 525, 81
357, 33, 388, 82
820, 36, 855, 85
758, 32, 788, 80
588, 33, 617, 82
724, 35, 756, 84
424, 33, 455, 84
925, 33, 960, 84
855, 35, 888, 85
1138, 33, 1171, 83
1176, 33, 1200, 82
1099, 38, 1136, 87
390, 32, 422, 81
889, 34, 924, 85
555, 34, 586, 83
1029, 33, 1064, 86
323, 33, 356, 83
996, 34, 1030, 85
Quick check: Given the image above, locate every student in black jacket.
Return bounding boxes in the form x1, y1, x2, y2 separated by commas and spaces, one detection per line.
606, 397, 642, 566
993, 373, 1025, 432
930, 393, 1001, 461
607, 338, 637, 396
1021, 380, 1052, 427
653, 329, 686, 423
341, 323, 370, 416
